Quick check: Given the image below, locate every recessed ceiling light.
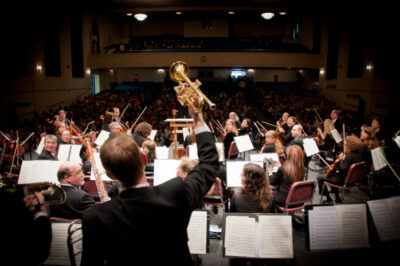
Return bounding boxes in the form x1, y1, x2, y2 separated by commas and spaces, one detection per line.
176, 11, 182, 15
261, 12, 275, 20
134, 13, 147, 21
279, 12, 287, 15
126, 13, 133, 17
228, 11, 235, 15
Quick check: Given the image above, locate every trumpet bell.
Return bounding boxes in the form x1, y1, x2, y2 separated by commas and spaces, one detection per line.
169, 61, 190, 83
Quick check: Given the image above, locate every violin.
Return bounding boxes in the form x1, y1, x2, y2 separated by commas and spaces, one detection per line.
68, 121, 85, 144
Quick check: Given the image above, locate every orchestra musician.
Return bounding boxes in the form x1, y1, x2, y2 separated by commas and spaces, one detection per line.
58, 109, 69, 126
59, 129, 75, 145
38, 135, 58, 160
330, 109, 343, 133
112, 107, 120, 122
371, 117, 384, 143
81, 96, 219, 266
239, 118, 252, 137
109, 122, 122, 137
261, 130, 284, 156
101, 112, 113, 132
277, 112, 290, 134
48, 161, 96, 219
132, 122, 152, 147
288, 124, 304, 150
277, 116, 296, 145
223, 119, 239, 159
317, 135, 363, 203
229, 112, 241, 129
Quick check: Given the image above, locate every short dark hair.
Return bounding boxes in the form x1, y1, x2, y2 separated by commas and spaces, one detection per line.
57, 168, 71, 181
100, 134, 144, 187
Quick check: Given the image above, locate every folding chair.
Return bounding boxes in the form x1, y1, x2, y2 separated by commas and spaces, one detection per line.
227, 141, 239, 160
276, 180, 316, 213
67, 219, 83, 266
203, 177, 227, 208
320, 161, 366, 204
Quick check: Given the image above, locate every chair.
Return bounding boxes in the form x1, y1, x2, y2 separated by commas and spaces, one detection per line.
227, 141, 239, 159
320, 161, 366, 204
67, 219, 83, 266
277, 180, 316, 213
203, 177, 227, 208
81, 179, 108, 201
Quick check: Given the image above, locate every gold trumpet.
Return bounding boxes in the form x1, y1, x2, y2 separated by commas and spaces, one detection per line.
1, 181, 66, 205
169, 61, 216, 113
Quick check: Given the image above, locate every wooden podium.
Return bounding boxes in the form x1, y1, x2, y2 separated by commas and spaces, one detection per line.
164, 115, 194, 159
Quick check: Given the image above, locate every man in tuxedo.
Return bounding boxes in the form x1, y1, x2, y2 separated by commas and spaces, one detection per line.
49, 161, 96, 219
81, 101, 219, 266
330, 109, 343, 133
38, 135, 58, 160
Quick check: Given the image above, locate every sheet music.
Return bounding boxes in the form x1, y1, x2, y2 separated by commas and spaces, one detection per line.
258, 215, 293, 258
155, 146, 170, 159
367, 199, 400, 241
250, 153, 279, 173
188, 143, 224, 162
330, 129, 342, 143
371, 147, 387, 171
308, 206, 340, 250
36, 136, 45, 155
153, 159, 181, 186
226, 161, 263, 187
234, 135, 254, 153
224, 216, 255, 257
18, 160, 62, 184
44, 223, 71, 265
386, 196, 400, 234
337, 204, 369, 249
182, 127, 190, 142
149, 130, 157, 141
58, 144, 82, 163
69, 223, 82, 266
303, 138, 320, 157
187, 211, 208, 254
94, 130, 110, 146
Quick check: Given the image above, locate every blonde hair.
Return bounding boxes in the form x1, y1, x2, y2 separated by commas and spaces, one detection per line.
282, 145, 306, 182
225, 119, 238, 135
142, 139, 156, 163
178, 156, 198, 174
265, 130, 284, 155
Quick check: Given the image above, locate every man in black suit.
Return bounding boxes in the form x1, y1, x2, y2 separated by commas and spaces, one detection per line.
289, 124, 304, 149
81, 102, 219, 266
330, 109, 343, 133
278, 116, 296, 145
38, 135, 58, 160
49, 161, 96, 219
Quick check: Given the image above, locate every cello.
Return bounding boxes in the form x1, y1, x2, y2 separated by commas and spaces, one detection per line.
326, 124, 347, 175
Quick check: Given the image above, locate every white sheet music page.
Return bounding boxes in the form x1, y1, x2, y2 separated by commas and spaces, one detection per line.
371, 147, 387, 171
36, 136, 45, 155
18, 160, 62, 184
155, 146, 169, 159
188, 144, 199, 160
225, 216, 255, 257
303, 138, 320, 157
44, 223, 70, 265
250, 153, 279, 173
226, 161, 263, 187
90, 152, 112, 181
330, 129, 342, 143
216, 142, 225, 162
308, 206, 340, 250
58, 144, 82, 163
187, 211, 208, 254
337, 204, 369, 249
149, 129, 157, 141
234, 135, 254, 153
94, 130, 110, 147
386, 196, 400, 235
153, 159, 181, 186
367, 198, 400, 241
258, 215, 293, 258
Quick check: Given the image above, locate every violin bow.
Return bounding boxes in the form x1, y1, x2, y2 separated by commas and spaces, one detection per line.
129, 106, 148, 132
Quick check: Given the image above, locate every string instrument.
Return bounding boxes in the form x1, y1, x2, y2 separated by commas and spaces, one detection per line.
275, 121, 284, 144
326, 124, 347, 175
212, 119, 226, 141
68, 120, 85, 144
129, 106, 148, 133
118, 103, 131, 133
315, 117, 324, 146
0, 131, 24, 165
85, 139, 110, 203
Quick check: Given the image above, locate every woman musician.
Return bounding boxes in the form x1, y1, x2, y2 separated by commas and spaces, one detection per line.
317, 135, 363, 203
261, 130, 284, 157
223, 119, 238, 159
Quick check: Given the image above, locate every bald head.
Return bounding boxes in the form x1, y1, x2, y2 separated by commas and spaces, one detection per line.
291, 124, 303, 138
57, 161, 84, 187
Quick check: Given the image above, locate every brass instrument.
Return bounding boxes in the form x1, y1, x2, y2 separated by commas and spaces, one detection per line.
169, 61, 216, 113
0, 180, 66, 205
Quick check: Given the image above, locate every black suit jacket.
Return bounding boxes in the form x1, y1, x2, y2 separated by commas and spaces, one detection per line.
289, 135, 304, 149
49, 184, 96, 219
81, 131, 219, 266
38, 149, 58, 160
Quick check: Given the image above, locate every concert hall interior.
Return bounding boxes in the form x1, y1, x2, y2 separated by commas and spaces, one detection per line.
1, 0, 399, 265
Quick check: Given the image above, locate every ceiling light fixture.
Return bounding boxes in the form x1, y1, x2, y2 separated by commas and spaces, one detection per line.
176, 11, 182, 15
279, 12, 287, 15
228, 11, 235, 15
126, 13, 133, 17
261, 12, 275, 20
134, 13, 147, 21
